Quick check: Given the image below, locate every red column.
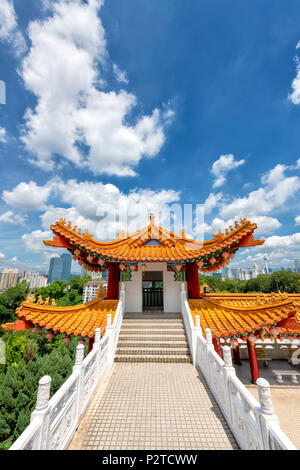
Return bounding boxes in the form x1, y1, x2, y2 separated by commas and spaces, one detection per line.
233, 345, 242, 365
213, 338, 223, 358
88, 338, 94, 354
107, 262, 120, 299
247, 339, 259, 384
186, 262, 200, 299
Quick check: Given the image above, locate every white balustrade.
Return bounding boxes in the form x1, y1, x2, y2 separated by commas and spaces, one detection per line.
10, 289, 126, 451
180, 284, 297, 450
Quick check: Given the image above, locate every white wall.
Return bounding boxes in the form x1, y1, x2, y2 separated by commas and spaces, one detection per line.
124, 262, 185, 313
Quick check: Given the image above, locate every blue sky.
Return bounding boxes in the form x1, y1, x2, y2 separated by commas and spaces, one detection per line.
1, 0, 300, 274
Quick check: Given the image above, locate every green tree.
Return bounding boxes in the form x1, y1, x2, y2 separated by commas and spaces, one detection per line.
270, 271, 300, 293
245, 274, 272, 293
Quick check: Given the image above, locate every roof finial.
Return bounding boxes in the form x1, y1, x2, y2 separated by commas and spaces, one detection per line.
150, 212, 155, 225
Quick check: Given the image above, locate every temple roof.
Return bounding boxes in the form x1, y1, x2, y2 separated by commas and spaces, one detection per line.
188, 293, 300, 339
2, 297, 118, 339
43, 214, 264, 270
2, 292, 300, 342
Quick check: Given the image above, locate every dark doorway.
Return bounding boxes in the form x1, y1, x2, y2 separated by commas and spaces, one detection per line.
142, 271, 163, 311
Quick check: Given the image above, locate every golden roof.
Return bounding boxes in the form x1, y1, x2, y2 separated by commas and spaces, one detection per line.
2, 297, 118, 338
43, 214, 264, 270
189, 293, 300, 339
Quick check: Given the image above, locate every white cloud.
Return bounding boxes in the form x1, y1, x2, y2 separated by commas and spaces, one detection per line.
22, 229, 53, 256
295, 215, 300, 225
220, 164, 300, 219
20, 0, 172, 176
2, 180, 53, 210
0, 0, 26, 55
211, 154, 245, 188
203, 215, 281, 236
0, 252, 5, 259
288, 55, 300, 104
0, 210, 26, 225
203, 192, 223, 215
0, 127, 6, 143
113, 64, 129, 84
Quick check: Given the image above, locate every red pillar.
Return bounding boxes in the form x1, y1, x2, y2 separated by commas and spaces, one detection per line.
88, 338, 94, 354
247, 339, 259, 384
233, 345, 242, 365
186, 262, 200, 299
213, 338, 223, 358
107, 262, 120, 299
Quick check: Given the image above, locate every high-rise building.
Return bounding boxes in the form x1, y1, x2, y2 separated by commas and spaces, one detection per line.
295, 259, 300, 274
48, 253, 72, 284
0, 268, 19, 291
61, 253, 72, 282
22, 271, 48, 289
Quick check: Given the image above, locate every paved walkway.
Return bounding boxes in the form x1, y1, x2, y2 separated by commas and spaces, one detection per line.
69, 363, 238, 450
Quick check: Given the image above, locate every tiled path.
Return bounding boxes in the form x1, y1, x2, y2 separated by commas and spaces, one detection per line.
69, 363, 238, 450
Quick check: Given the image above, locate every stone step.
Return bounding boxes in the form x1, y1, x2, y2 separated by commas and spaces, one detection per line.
116, 348, 190, 356
117, 341, 188, 348
114, 355, 192, 363
121, 324, 184, 330
118, 334, 187, 342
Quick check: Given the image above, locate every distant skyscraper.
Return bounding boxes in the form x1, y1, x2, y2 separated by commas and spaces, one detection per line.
48, 253, 72, 284
0, 268, 19, 290
295, 259, 300, 274
61, 253, 72, 282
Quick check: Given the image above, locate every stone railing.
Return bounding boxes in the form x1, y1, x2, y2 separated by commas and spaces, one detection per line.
10, 287, 126, 451
181, 284, 297, 450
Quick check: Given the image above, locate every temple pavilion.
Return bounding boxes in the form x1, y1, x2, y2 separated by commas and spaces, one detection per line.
2, 213, 300, 383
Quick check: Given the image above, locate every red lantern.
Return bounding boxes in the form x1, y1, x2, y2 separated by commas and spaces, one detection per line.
141, 264, 147, 272
87, 255, 94, 263
74, 249, 81, 257
98, 259, 105, 266
33, 327, 42, 334
209, 257, 216, 264
197, 260, 204, 268
230, 338, 239, 348
222, 251, 230, 259
269, 327, 281, 337
248, 334, 256, 344
78, 339, 85, 345
46, 331, 54, 341
175, 264, 182, 271
130, 264, 137, 271
119, 263, 126, 271
63, 336, 71, 345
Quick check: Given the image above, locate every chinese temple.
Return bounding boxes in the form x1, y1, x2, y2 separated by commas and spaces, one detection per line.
2, 213, 300, 383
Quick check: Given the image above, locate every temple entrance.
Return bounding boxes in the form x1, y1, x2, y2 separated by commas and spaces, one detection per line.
142, 271, 163, 311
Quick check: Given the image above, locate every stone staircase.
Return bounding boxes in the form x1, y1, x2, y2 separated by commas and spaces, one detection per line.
115, 312, 192, 363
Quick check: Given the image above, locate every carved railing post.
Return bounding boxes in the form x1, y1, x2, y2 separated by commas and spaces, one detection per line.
222, 345, 236, 424
106, 314, 115, 364
94, 328, 102, 377
257, 378, 279, 449
192, 315, 202, 365
30, 375, 52, 450
72, 343, 85, 422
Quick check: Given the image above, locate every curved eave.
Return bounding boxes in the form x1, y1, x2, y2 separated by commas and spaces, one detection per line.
10, 298, 118, 339
188, 296, 300, 339
43, 218, 264, 264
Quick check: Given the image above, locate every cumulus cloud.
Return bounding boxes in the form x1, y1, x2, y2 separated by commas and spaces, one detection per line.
211, 154, 245, 188
113, 64, 129, 84
2, 180, 54, 210
0, 210, 27, 225
220, 164, 300, 219
295, 215, 300, 225
203, 215, 281, 236
0, 127, 6, 143
20, 0, 172, 176
203, 192, 223, 215
0, 252, 5, 259
0, 0, 26, 55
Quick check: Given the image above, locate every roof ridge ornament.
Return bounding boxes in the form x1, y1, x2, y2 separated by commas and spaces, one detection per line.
150, 212, 155, 225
